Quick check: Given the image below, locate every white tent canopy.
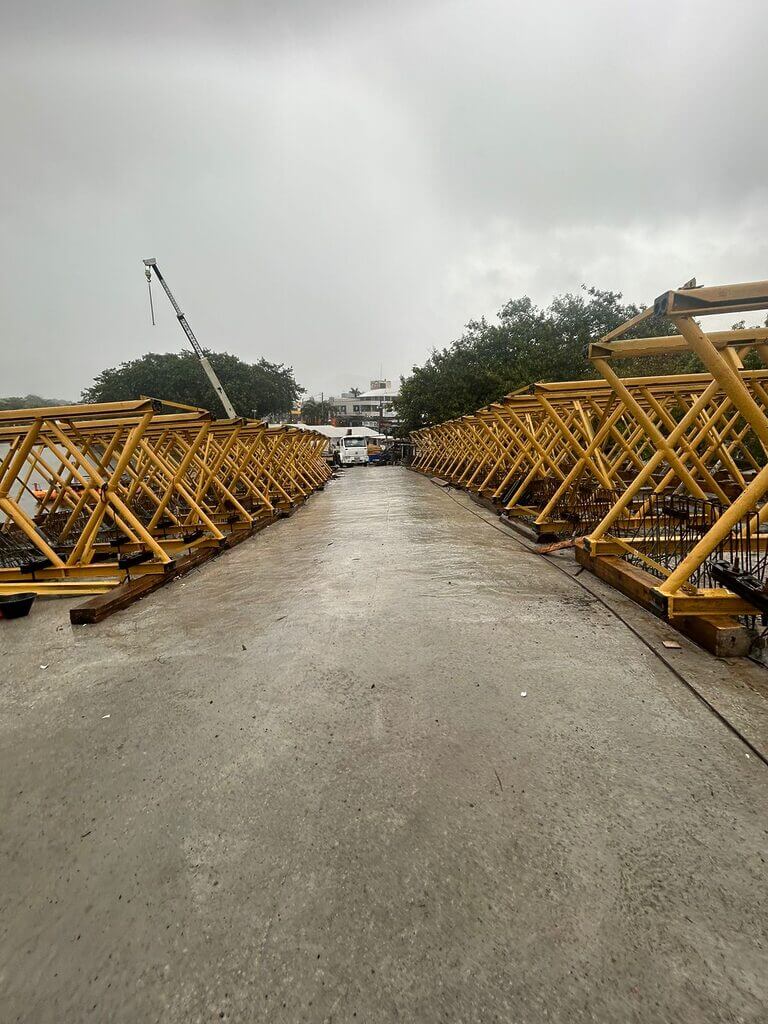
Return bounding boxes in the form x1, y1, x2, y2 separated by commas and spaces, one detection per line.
292, 424, 387, 441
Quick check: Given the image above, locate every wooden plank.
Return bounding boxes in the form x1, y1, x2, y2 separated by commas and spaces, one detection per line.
574, 545, 660, 611
467, 492, 501, 516
676, 616, 752, 658
69, 509, 294, 625
574, 543, 751, 656
531, 520, 574, 540
500, 514, 556, 545
70, 566, 176, 624
69, 542, 220, 625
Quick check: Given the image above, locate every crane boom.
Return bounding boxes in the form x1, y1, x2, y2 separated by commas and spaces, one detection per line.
142, 258, 238, 419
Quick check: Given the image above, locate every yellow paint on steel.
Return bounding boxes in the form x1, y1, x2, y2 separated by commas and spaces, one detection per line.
0, 402, 329, 598
410, 277, 768, 630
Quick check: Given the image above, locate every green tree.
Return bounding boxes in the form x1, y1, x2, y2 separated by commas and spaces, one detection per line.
300, 398, 335, 424
0, 394, 72, 410
82, 350, 303, 419
394, 286, 693, 434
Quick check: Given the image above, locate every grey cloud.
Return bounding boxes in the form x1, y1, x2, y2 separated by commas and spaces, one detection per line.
2, 0, 427, 46
1, 0, 766, 401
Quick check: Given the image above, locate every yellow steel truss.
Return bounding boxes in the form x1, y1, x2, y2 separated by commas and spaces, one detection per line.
584, 280, 768, 622
0, 401, 330, 597
410, 280, 768, 637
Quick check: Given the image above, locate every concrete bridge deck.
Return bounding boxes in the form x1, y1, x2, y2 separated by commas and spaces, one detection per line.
1, 467, 766, 1023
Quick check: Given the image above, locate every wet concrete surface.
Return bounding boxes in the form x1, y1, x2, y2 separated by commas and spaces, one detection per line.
0, 466, 766, 1023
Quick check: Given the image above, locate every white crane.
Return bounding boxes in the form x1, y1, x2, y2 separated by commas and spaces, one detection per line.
143, 258, 238, 419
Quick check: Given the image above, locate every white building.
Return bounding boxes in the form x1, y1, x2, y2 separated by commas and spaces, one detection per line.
330, 380, 399, 427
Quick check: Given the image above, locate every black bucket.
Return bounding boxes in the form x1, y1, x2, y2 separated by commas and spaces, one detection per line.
0, 593, 36, 620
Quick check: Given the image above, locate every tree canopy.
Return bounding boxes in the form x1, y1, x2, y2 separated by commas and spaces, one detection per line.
82, 350, 303, 419
393, 286, 702, 435
0, 394, 72, 410
300, 398, 336, 424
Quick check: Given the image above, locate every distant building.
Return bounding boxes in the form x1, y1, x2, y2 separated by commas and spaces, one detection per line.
293, 424, 386, 441
328, 380, 399, 433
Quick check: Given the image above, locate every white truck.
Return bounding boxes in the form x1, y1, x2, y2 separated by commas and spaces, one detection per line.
333, 435, 369, 467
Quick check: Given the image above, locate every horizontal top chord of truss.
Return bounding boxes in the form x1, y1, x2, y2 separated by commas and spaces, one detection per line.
0, 398, 162, 425
590, 327, 768, 362
655, 279, 768, 318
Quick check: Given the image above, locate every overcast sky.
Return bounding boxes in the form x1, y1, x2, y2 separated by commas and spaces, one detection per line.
1, 0, 766, 401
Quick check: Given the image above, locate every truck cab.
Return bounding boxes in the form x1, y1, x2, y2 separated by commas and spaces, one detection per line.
335, 435, 369, 466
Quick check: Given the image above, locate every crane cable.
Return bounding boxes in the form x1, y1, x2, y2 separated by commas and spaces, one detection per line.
145, 267, 156, 326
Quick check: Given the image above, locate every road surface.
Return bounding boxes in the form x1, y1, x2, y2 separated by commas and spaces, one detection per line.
1, 467, 766, 1023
